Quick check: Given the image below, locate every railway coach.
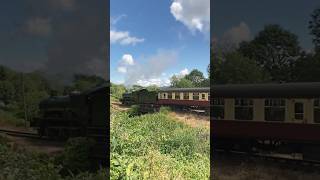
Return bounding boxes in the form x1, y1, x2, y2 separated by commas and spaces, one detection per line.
212, 82, 320, 160
121, 87, 210, 114
158, 87, 210, 113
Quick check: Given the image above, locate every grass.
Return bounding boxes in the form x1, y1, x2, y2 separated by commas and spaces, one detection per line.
110, 108, 210, 179
0, 110, 25, 127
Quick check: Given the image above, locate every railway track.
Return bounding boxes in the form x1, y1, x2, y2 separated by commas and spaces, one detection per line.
214, 148, 320, 167
0, 129, 40, 139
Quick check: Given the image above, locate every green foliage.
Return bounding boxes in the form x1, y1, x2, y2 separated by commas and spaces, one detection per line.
128, 105, 140, 117
0, 136, 107, 179
213, 52, 269, 84
185, 69, 206, 87
110, 83, 127, 100
170, 75, 194, 88
309, 8, 320, 52
0, 110, 24, 127
238, 24, 301, 82
55, 137, 96, 175
64, 74, 107, 94
170, 69, 209, 88
110, 111, 210, 179
159, 106, 171, 114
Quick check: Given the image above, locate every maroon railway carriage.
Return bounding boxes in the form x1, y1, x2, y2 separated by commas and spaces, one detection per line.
212, 82, 320, 160
157, 87, 210, 113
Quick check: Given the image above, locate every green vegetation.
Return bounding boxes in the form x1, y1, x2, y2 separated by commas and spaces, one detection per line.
110, 83, 126, 100
0, 135, 107, 180
110, 109, 210, 179
0, 65, 106, 127
171, 69, 210, 88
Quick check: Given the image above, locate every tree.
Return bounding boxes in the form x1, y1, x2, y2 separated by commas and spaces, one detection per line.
213, 52, 269, 84
110, 83, 126, 99
185, 69, 205, 87
239, 24, 301, 82
170, 75, 194, 88
309, 8, 320, 52
292, 52, 320, 82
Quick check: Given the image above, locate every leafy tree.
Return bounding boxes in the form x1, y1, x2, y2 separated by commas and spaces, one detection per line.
292, 52, 320, 82
146, 85, 159, 91
239, 24, 301, 82
213, 52, 269, 84
130, 85, 143, 92
110, 83, 126, 99
185, 69, 205, 87
64, 74, 107, 94
309, 8, 320, 52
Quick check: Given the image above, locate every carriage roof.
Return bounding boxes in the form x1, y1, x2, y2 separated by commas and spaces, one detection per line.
212, 82, 320, 98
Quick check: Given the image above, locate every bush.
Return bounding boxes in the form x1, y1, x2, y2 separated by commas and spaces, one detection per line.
55, 137, 96, 175
127, 105, 140, 117
159, 106, 171, 114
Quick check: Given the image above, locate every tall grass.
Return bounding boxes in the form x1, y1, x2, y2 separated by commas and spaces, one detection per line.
110, 111, 210, 179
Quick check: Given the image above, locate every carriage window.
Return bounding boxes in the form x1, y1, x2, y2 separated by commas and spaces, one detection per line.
201, 94, 206, 100
168, 93, 172, 99
265, 99, 285, 121
213, 98, 224, 119
183, 92, 189, 100
294, 102, 304, 120
314, 99, 320, 123
193, 93, 199, 100
175, 92, 180, 100
234, 98, 253, 120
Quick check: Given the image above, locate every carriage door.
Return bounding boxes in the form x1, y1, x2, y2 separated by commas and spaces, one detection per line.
294, 100, 305, 122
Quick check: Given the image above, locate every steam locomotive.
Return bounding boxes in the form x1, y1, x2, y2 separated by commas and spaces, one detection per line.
30, 84, 108, 139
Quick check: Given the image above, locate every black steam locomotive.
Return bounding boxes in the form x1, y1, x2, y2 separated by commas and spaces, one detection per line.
30, 84, 108, 140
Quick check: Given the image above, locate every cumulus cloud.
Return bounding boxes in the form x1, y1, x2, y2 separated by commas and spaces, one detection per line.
136, 78, 171, 87
213, 22, 251, 52
121, 54, 135, 65
170, 0, 210, 33
117, 66, 127, 73
179, 68, 189, 76
120, 50, 178, 87
25, 17, 51, 36
221, 22, 251, 46
110, 30, 144, 45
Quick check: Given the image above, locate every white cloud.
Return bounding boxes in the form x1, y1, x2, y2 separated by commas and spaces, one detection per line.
122, 50, 178, 87
170, 0, 210, 33
121, 54, 135, 65
179, 68, 189, 76
110, 30, 145, 45
111, 14, 127, 25
221, 22, 251, 46
117, 66, 127, 73
136, 78, 171, 87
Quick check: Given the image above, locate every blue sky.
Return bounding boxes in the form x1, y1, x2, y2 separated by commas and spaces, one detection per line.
110, 0, 210, 87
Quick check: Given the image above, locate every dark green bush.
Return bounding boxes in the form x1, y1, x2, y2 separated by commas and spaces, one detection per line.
55, 137, 96, 175
128, 105, 140, 117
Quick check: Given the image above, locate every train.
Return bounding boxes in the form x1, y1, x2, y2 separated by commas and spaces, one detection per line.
30, 84, 108, 140
212, 82, 320, 161
120, 87, 210, 114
